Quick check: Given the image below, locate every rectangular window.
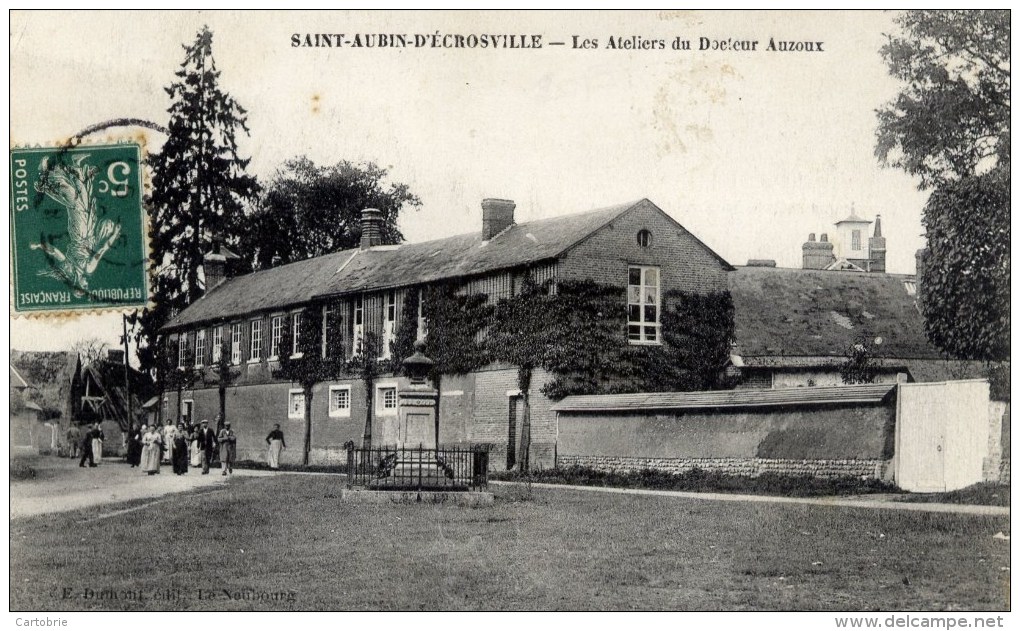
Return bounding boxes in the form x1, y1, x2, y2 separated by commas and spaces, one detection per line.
416, 288, 427, 341
249, 318, 263, 362
376, 384, 398, 416
212, 326, 223, 363
352, 296, 364, 356
628, 266, 660, 344
852, 229, 862, 251
328, 385, 352, 418
230, 323, 243, 365
381, 291, 396, 359
177, 333, 188, 368
182, 400, 194, 425
291, 311, 303, 356
288, 389, 305, 420
195, 330, 206, 368
270, 315, 284, 359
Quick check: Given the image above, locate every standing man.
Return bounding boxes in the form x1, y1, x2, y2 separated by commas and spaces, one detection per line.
218, 421, 237, 476
78, 427, 95, 468
266, 424, 286, 470
66, 424, 81, 459
195, 419, 218, 475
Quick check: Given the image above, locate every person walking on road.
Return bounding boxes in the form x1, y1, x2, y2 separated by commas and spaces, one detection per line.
90, 423, 104, 464
78, 429, 96, 468
172, 423, 190, 475
266, 424, 286, 470
66, 424, 81, 459
195, 419, 218, 474
141, 425, 162, 475
218, 422, 237, 476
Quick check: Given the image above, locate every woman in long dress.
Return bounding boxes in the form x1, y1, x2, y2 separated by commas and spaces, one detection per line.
172, 423, 190, 475
266, 424, 286, 470
141, 426, 162, 475
91, 424, 104, 464
190, 425, 202, 467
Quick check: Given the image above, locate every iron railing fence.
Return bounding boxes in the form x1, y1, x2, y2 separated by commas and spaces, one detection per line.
346, 443, 489, 491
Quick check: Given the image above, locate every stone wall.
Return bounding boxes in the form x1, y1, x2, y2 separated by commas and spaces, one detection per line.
558, 455, 889, 479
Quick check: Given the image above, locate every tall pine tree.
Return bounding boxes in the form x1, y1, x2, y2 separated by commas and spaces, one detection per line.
138, 26, 258, 371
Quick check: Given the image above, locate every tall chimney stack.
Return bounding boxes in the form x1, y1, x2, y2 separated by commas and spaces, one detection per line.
203, 235, 240, 293
868, 214, 887, 273
360, 208, 384, 249
802, 232, 834, 270
481, 198, 515, 241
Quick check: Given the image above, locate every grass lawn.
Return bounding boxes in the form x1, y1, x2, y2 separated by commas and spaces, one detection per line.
9, 475, 1009, 611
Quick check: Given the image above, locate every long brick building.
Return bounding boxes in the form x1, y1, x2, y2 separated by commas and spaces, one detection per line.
161, 198, 733, 468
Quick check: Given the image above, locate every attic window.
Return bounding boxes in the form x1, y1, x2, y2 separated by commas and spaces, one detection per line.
637, 230, 652, 247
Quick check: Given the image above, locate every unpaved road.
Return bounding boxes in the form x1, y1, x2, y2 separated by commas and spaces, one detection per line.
10, 455, 274, 519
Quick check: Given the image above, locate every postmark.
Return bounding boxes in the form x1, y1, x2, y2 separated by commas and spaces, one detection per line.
10, 142, 150, 315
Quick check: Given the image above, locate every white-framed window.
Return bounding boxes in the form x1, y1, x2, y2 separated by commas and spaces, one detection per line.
376, 383, 398, 416
249, 318, 263, 362
381, 291, 396, 360
852, 229, 862, 251
291, 311, 303, 357
177, 333, 189, 368
230, 323, 243, 365
328, 385, 352, 418
195, 330, 206, 368
352, 296, 364, 356
212, 326, 223, 363
416, 288, 427, 342
628, 266, 660, 344
288, 389, 305, 420
269, 315, 284, 360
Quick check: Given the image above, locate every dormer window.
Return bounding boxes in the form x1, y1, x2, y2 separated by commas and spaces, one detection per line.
637, 229, 652, 248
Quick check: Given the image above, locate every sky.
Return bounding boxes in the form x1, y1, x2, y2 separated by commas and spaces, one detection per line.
8, 10, 933, 357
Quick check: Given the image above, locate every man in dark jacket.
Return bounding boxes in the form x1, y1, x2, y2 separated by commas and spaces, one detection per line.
195, 419, 218, 474
77, 428, 96, 468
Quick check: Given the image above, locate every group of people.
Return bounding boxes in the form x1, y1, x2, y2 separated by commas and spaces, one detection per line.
69, 423, 105, 468
70, 419, 288, 474
126, 418, 237, 476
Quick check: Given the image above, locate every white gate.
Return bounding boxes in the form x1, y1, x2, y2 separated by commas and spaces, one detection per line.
894, 380, 990, 492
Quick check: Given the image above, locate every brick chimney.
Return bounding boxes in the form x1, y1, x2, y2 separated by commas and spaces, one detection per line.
868, 214, 887, 273
802, 232, 834, 270
360, 208, 384, 249
203, 235, 240, 292
481, 198, 515, 240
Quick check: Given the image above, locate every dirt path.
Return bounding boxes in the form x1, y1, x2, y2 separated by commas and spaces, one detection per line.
9, 455, 275, 519
491, 481, 1011, 516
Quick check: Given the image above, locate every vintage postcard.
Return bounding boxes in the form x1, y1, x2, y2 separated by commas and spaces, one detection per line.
8, 10, 1010, 621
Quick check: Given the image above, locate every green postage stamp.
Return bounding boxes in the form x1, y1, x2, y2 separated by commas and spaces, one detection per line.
10, 142, 149, 314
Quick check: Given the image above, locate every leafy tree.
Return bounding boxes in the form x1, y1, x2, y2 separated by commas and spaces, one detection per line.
139, 25, 259, 370
239, 157, 421, 271
488, 278, 552, 472
274, 307, 344, 464
918, 168, 1009, 361
877, 10, 1010, 363
417, 283, 492, 446
841, 339, 879, 385
164, 343, 200, 426
875, 10, 1009, 189
639, 291, 737, 392
345, 331, 382, 449
202, 335, 240, 432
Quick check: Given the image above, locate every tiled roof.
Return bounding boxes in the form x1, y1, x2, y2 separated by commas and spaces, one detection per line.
551, 383, 896, 412
165, 200, 668, 330
729, 266, 944, 363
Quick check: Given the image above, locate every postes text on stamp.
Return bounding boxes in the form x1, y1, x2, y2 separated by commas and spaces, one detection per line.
11, 142, 149, 314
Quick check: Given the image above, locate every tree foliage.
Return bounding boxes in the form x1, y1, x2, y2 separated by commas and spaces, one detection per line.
876, 10, 1009, 189
918, 168, 1010, 361
840, 339, 879, 385
138, 25, 259, 371
239, 157, 421, 271
275, 307, 345, 464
